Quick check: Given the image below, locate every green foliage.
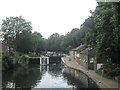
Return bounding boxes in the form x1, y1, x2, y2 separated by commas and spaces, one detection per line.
18, 54, 29, 64
11, 56, 19, 64
46, 33, 61, 51
15, 31, 33, 53
96, 63, 120, 79
2, 54, 30, 70
1, 16, 32, 51
31, 32, 45, 52
80, 2, 120, 64
0, 16, 46, 53
28, 52, 37, 57
66, 45, 73, 53
45, 28, 85, 53
2, 55, 14, 70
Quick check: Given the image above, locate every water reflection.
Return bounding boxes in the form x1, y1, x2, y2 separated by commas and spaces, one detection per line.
62, 68, 98, 88
2, 65, 98, 89
3, 65, 42, 88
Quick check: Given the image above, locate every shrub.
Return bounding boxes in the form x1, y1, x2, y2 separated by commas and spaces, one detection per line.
2, 53, 30, 70
96, 62, 120, 79
18, 54, 29, 64
11, 56, 20, 64
2, 55, 14, 70
28, 52, 37, 57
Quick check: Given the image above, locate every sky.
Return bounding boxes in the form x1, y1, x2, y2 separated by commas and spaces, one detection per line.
0, 0, 98, 39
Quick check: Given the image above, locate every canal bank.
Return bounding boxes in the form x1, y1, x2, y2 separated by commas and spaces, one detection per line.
62, 56, 120, 89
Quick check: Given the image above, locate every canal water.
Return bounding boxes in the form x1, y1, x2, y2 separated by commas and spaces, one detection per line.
2, 64, 99, 89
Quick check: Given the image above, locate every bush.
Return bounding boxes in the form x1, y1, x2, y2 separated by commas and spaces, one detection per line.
2, 55, 14, 70
96, 62, 120, 79
11, 56, 20, 64
2, 53, 30, 70
18, 54, 29, 64
28, 52, 37, 57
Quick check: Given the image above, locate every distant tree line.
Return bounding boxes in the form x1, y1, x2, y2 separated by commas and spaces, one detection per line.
1, 2, 120, 64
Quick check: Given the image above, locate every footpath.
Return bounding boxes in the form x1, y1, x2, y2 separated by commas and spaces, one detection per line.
62, 56, 120, 89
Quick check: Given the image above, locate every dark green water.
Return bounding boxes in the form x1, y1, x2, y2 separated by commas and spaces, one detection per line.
2, 64, 99, 89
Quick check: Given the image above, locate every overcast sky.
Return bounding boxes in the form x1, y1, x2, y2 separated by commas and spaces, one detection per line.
0, 0, 98, 39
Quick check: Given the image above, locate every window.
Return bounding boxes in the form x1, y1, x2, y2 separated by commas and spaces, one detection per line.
90, 58, 94, 63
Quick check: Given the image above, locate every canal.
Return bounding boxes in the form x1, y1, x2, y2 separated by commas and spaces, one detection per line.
2, 64, 99, 89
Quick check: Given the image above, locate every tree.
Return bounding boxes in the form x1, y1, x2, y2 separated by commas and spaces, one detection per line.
14, 30, 33, 53
93, 2, 118, 62
47, 33, 60, 51
0, 16, 32, 51
82, 2, 120, 64
31, 32, 44, 52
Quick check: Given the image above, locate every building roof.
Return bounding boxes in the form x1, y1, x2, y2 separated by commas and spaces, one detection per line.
71, 44, 87, 51
80, 48, 95, 56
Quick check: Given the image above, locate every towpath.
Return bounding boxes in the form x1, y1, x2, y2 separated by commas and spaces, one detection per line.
62, 56, 120, 89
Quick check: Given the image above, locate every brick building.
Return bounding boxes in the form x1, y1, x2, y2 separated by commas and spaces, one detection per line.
69, 43, 97, 70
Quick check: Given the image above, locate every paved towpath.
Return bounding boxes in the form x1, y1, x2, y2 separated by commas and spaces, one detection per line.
62, 56, 120, 89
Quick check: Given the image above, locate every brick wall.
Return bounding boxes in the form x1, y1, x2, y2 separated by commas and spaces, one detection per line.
80, 54, 88, 69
